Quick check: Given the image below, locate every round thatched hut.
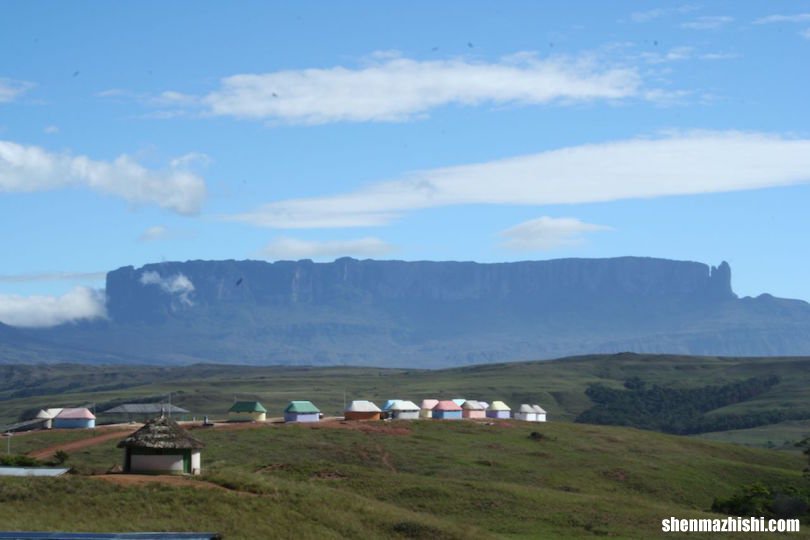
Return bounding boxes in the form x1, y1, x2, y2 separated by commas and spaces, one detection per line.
117, 416, 204, 475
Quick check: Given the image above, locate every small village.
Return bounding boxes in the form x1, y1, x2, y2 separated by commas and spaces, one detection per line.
1, 398, 548, 478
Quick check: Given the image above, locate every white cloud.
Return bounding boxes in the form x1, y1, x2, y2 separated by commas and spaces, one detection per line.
43, 125, 59, 134
699, 52, 740, 60
801, 28, 810, 39
0, 271, 106, 283
681, 16, 734, 30
260, 237, 395, 260
500, 217, 611, 251
0, 286, 106, 328
96, 88, 129, 98
176, 52, 643, 124
224, 131, 810, 229
169, 152, 211, 169
640, 46, 694, 64
151, 91, 199, 107
138, 225, 169, 242
754, 13, 810, 24
0, 78, 34, 103
139, 271, 195, 306
629, 5, 698, 23
0, 140, 207, 214
639, 47, 738, 65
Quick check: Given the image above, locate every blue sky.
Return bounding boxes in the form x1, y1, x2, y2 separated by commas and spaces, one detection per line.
2, 1, 810, 327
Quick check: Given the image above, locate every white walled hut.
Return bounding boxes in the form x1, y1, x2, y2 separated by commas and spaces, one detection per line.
532, 405, 547, 422
514, 404, 537, 422
385, 400, 420, 420
485, 401, 511, 419
420, 399, 439, 419
117, 416, 204, 475
34, 408, 63, 430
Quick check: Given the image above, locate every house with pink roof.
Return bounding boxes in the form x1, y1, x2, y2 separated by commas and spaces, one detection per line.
53, 407, 95, 429
431, 400, 463, 420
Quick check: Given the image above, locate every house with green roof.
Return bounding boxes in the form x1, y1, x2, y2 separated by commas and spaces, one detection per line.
228, 401, 267, 422
284, 400, 320, 423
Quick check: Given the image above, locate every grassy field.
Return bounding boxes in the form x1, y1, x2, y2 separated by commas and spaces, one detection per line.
2, 419, 808, 539
3, 353, 810, 448
695, 420, 810, 449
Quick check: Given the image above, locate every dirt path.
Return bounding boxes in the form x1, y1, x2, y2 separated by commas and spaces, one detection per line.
27, 418, 411, 461
28, 428, 135, 460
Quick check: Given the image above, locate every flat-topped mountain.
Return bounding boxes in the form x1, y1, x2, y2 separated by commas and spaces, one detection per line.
8, 256, 810, 366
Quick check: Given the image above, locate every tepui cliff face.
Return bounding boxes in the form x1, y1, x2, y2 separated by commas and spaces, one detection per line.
9, 257, 810, 367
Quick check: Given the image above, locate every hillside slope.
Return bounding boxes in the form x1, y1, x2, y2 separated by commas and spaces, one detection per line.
3, 420, 807, 539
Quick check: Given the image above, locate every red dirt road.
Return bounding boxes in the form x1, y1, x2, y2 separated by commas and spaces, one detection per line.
28, 428, 136, 460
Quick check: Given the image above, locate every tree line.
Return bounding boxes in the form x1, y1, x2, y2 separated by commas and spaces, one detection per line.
574, 375, 810, 435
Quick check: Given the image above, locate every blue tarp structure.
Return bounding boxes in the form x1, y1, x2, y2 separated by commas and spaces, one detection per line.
0, 533, 221, 539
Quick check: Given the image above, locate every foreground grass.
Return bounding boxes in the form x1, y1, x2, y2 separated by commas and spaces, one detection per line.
7, 420, 807, 539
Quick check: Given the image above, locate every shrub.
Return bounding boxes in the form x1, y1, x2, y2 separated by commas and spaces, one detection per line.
0, 454, 42, 467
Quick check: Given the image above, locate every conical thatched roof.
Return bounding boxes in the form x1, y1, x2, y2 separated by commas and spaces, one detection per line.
117, 416, 204, 450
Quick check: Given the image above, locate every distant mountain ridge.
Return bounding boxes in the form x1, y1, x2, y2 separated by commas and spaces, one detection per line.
6, 256, 810, 367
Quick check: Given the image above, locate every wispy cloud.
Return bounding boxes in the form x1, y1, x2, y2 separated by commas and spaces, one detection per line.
629, 5, 699, 23
0, 286, 106, 328
0, 271, 106, 283
639, 47, 739, 64
139, 271, 195, 306
500, 217, 611, 251
43, 125, 59, 135
224, 131, 810, 229
699, 52, 740, 61
640, 46, 695, 64
0, 140, 207, 214
138, 225, 169, 243
681, 16, 734, 30
159, 52, 645, 125
753, 13, 810, 24
0, 78, 35, 103
801, 28, 810, 39
260, 237, 394, 260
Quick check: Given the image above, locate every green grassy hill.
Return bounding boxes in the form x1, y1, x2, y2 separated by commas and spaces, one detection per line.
3, 354, 810, 447
2, 420, 807, 539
